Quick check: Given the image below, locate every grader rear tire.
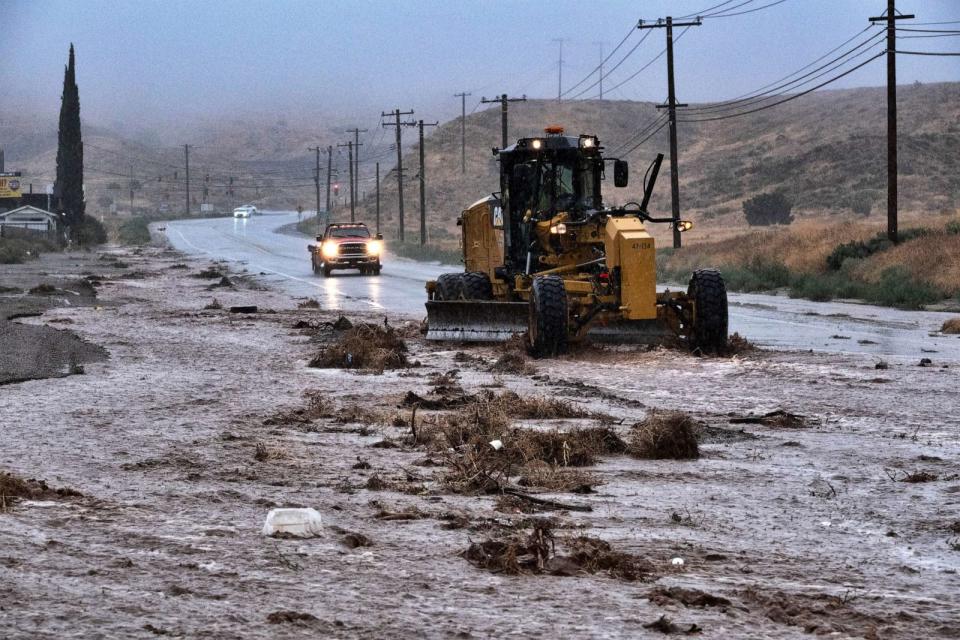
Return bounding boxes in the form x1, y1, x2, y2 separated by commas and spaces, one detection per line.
460, 272, 493, 300
528, 275, 568, 357
435, 273, 463, 301
688, 269, 728, 353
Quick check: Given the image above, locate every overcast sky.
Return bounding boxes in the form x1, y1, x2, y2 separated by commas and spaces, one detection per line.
2, 0, 959, 130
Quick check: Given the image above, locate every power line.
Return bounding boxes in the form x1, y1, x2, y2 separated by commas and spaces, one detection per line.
677, 0, 738, 20
893, 49, 960, 55
705, 0, 791, 19
683, 29, 886, 113
561, 24, 637, 97
585, 27, 690, 99
678, 52, 885, 122
619, 119, 670, 157
566, 30, 654, 100
609, 113, 669, 156
682, 25, 877, 110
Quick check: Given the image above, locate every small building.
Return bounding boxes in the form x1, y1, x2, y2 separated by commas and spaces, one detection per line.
0, 205, 60, 235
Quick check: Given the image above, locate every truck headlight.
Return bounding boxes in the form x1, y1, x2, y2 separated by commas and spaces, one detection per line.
321, 242, 339, 259
676, 220, 693, 232
367, 240, 383, 255
549, 223, 567, 235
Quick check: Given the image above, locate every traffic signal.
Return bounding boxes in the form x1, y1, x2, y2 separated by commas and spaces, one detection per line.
333, 183, 340, 195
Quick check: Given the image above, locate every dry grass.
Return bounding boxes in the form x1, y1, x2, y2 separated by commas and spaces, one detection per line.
409, 391, 623, 493
941, 318, 960, 335
854, 232, 960, 293
630, 412, 700, 460
664, 219, 880, 276
308, 323, 410, 372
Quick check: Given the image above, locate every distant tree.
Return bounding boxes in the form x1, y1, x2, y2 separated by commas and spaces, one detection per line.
54, 43, 86, 243
743, 191, 794, 226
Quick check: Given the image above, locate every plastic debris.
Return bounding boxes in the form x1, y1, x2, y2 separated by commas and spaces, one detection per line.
489, 439, 503, 450
262, 507, 323, 538
671, 557, 684, 567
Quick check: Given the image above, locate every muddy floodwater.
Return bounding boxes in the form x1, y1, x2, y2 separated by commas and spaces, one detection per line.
1, 245, 958, 639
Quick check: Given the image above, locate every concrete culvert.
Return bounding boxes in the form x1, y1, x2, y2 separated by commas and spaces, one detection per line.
629, 411, 700, 460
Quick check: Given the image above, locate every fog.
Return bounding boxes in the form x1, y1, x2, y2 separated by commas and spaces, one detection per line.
2, 0, 958, 135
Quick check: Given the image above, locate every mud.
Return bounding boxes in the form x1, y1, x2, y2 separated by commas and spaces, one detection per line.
1, 244, 958, 638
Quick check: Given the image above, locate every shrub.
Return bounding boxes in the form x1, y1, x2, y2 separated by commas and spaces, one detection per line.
847, 191, 875, 216
946, 219, 960, 235
868, 266, 943, 309
75, 217, 108, 247
742, 191, 794, 226
117, 217, 151, 245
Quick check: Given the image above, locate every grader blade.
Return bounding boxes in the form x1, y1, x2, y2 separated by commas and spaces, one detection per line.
586, 319, 675, 344
425, 301, 528, 342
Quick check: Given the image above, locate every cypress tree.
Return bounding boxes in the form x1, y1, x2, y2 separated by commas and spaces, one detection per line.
54, 43, 85, 240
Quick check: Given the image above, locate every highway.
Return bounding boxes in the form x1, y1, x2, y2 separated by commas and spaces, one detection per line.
163, 212, 960, 362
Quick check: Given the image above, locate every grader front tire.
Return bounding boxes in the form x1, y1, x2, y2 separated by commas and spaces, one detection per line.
688, 269, 728, 353
528, 275, 568, 358
435, 273, 463, 301
460, 272, 493, 300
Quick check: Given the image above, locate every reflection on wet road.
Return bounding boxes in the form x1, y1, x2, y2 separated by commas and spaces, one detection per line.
165, 212, 447, 314
163, 212, 960, 362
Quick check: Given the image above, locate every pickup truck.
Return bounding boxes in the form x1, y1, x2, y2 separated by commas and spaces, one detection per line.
308, 222, 383, 277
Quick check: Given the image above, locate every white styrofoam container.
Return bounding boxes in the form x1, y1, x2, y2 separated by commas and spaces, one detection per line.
262, 507, 323, 538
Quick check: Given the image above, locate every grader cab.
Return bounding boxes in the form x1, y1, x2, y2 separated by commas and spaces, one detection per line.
425, 127, 728, 357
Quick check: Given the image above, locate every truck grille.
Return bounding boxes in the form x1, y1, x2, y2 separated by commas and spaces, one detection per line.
339, 242, 367, 256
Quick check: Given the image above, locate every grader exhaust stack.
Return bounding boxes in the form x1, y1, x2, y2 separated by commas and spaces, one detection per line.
424, 130, 728, 356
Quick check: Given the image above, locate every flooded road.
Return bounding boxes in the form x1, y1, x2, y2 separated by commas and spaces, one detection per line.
163, 212, 960, 363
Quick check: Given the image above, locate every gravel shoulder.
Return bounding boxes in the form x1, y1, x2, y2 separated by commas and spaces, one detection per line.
1, 245, 958, 639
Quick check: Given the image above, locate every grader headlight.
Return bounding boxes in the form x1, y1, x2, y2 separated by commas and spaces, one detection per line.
549, 223, 567, 235
676, 220, 694, 232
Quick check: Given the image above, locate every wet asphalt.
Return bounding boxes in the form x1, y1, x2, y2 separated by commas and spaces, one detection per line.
162, 212, 960, 363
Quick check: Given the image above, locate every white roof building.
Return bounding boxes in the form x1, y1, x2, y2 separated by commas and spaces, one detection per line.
0, 205, 59, 232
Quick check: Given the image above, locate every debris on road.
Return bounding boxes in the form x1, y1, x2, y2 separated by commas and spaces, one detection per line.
729, 409, 809, 429
309, 323, 410, 371
262, 507, 323, 538
630, 412, 700, 459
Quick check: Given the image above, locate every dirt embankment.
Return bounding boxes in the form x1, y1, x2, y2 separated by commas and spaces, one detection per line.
1, 246, 958, 638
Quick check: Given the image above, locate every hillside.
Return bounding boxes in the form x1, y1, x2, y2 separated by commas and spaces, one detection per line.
356, 82, 960, 248
3, 82, 958, 242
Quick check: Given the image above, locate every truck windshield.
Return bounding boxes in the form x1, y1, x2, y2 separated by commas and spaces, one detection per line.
328, 226, 370, 238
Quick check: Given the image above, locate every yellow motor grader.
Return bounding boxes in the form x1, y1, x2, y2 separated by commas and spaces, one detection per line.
425, 127, 728, 356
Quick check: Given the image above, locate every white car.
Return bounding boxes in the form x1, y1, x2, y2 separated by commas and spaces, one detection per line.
233, 205, 257, 218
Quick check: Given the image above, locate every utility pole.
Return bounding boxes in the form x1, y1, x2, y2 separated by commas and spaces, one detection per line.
337, 141, 356, 222
552, 38, 565, 102
454, 91, 471, 174
593, 41, 607, 99
640, 16, 701, 249
480, 94, 527, 149
183, 144, 191, 216
308, 146, 322, 229
325, 145, 332, 224
382, 108, 416, 242
129, 164, 134, 216
417, 119, 438, 246
345, 127, 367, 214
870, 1, 914, 243
375, 161, 380, 235
0, 147, 4, 172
